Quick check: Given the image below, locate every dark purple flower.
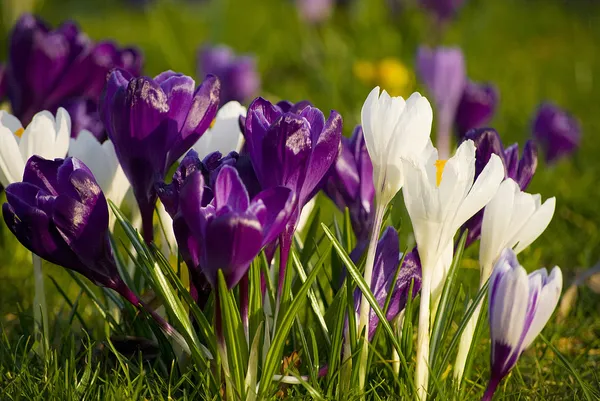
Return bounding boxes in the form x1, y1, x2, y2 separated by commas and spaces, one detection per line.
416, 46, 466, 158
100, 69, 220, 243
354, 227, 422, 340
5, 14, 143, 129
532, 103, 581, 163
0, 64, 6, 101
419, 0, 466, 22
455, 81, 498, 139
63, 97, 106, 141
244, 97, 342, 290
178, 165, 294, 289
198, 45, 260, 106
460, 128, 538, 247
323, 125, 375, 258
2, 156, 124, 291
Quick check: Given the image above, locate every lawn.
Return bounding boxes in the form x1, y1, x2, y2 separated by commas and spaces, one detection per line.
0, 0, 599, 399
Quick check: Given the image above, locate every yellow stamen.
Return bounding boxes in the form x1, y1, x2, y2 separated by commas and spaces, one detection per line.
435, 159, 447, 187
209, 118, 216, 129
14, 128, 24, 138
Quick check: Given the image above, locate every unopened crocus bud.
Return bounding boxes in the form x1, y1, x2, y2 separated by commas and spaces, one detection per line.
532, 103, 581, 163
483, 249, 562, 401
198, 45, 260, 106
455, 81, 498, 139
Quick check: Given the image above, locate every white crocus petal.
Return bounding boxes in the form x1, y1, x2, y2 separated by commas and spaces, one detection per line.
489, 254, 530, 350
511, 197, 556, 254
361, 87, 432, 207
0, 116, 25, 187
521, 267, 562, 349
188, 101, 246, 160
69, 130, 130, 208
20, 108, 71, 161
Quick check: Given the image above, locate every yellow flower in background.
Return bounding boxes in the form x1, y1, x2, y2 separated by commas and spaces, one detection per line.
353, 57, 414, 98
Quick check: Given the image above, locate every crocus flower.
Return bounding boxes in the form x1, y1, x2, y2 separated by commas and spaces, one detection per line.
455, 81, 498, 139
0, 108, 70, 188
68, 130, 131, 227
5, 14, 142, 130
532, 103, 581, 163
454, 178, 555, 381
353, 227, 422, 341
63, 97, 105, 141
100, 69, 220, 243
185, 101, 246, 160
461, 128, 538, 247
323, 125, 375, 259
402, 139, 504, 399
178, 165, 295, 289
483, 249, 562, 401
296, 0, 334, 24
3, 156, 127, 292
244, 97, 342, 290
3, 155, 183, 336
416, 46, 466, 159
419, 0, 466, 23
198, 45, 260, 105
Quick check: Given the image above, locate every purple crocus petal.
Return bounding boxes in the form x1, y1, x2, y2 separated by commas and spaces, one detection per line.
213, 165, 250, 214
63, 97, 105, 140
203, 213, 263, 288
249, 186, 295, 246
463, 128, 508, 179
260, 114, 312, 191
234, 153, 262, 199
503, 143, 519, 180
198, 45, 234, 76
244, 97, 284, 171
515, 140, 537, 190
0, 64, 6, 100
532, 103, 581, 163
22, 156, 62, 196
178, 171, 208, 239
324, 136, 360, 209
455, 81, 498, 139
420, 0, 466, 22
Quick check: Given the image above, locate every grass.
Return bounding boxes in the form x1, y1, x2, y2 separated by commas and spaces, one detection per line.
1, 0, 600, 399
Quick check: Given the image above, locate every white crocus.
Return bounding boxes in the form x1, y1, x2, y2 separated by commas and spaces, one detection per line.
0, 108, 70, 187
402, 139, 504, 400
357, 88, 433, 391
69, 130, 130, 211
454, 178, 556, 382
185, 101, 246, 160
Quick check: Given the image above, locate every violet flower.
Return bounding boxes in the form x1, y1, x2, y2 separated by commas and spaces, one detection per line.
100, 69, 220, 243
460, 128, 538, 247
419, 0, 466, 23
354, 227, 422, 340
178, 165, 295, 289
483, 249, 562, 401
198, 45, 260, 106
63, 97, 105, 141
5, 14, 142, 131
296, 0, 334, 24
532, 103, 581, 163
455, 81, 498, 140
244, 97, 342, 291
416, 46, 466, 159
3, 155, 182, 336
323, 125, 375, 260
0, 64, 6, 101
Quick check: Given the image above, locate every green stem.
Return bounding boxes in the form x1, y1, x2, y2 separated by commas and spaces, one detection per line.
32, 253, 48, 356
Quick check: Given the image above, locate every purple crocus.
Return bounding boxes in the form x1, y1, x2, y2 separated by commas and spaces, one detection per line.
244, 97, 343, 291
484, 249, 562, 401
460, 128, 538, 247
3, 155, 182, 334
532, 103, 581, 163
416, 46, 466, 159
100, 69, 220, 243
63, 97, 105, 141
198, 45, 260, 106
354, 227, 422, 340
419, 0, 466, 23
177, 165, 295, 289
455, 81, 498, 139
323, 125, 375, 260
5, 14, 142, 132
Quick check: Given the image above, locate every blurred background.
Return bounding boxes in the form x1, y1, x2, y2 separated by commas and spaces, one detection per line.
0, 0, 599, 335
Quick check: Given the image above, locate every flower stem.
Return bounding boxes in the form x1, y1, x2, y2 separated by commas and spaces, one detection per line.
416, 273, 432, 400
357, 203, 385, 392
240, 273, 250, 345
481, 377, 500, 401
32, 253, 48, 356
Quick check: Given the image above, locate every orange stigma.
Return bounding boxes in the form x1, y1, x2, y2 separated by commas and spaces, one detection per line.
209, 118, 216, 129
14, 128, 24, 138
435, 160, 447, 187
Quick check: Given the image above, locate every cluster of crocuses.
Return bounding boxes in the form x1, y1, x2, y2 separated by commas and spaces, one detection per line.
0, 14, 566, 401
